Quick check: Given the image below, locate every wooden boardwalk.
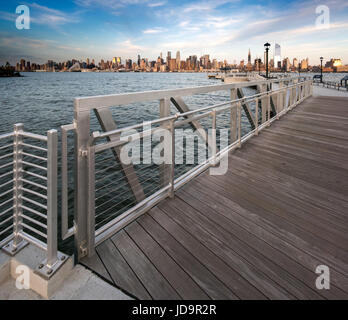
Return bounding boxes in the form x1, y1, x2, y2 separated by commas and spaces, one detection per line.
82, 95, 348, 300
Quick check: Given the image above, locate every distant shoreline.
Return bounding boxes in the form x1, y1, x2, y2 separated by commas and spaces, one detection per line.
0, 68, 22, 77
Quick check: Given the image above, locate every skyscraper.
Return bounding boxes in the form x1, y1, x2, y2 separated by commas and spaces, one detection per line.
274, 43, 281, 70
248, 49, 251, 64
167, 51, 171, 66
176, 51, 180, 69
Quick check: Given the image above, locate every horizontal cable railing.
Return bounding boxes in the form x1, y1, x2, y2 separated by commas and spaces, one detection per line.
80, 78, 313, 247
0, 124, 66, 277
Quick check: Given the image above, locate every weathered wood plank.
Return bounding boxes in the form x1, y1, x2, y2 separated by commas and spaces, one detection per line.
148, 207, 266, 300
96, 239, 151, 299
125, 221, 210, 300
159, 197, 295, 299
111, 229, 180, 300
138, 213, 237, 299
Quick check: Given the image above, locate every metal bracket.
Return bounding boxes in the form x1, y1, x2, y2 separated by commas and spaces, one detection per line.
1, 240, 29, 256
35, 251, 68, 280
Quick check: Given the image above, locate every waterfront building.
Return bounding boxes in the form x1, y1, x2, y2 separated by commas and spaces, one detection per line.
300, 58, 308, 71
274, 43, 281, 70
167, 51, 171, 66
169, 58, 176, 71
176, 51, 180, 69
293, 58, 298, 69
283, 57, 291, 72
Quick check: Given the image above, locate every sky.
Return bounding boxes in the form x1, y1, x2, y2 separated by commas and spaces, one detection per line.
0, 0, 348, 65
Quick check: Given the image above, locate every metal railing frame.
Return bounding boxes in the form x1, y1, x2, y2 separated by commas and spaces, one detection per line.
0, 124, 67, 278
71, 77, 312, 257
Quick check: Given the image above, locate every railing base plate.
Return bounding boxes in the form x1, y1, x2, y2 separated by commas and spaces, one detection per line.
34, 251, 69, 280
1, 240, 29, 256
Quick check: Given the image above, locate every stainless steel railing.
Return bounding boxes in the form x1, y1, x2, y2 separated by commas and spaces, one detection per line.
0, 77, 313, 264
80, 78, 312, 251
0, 124, 66, 278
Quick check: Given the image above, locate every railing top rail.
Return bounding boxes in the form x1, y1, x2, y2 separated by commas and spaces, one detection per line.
75, 76, 311, 112
91, 79, 312, 143
0, 132, 14, 140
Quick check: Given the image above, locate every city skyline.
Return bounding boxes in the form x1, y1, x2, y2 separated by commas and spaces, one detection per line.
1, 0, 348, 65
9, 49, 347, 73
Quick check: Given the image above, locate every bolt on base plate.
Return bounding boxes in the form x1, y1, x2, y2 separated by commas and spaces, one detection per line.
1, 240, 29, 256
35, 252, 69, 280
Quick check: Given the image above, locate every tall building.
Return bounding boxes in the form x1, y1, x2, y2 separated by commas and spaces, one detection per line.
283, 58, 291, 72
248, 49, 251, 64
169, 58, 176, 71
166, 51, 171, 66
293, 58, 298, 69
137, 55, 141, 67
274, 43, 281, 70
300, 58, 308, 70
176, 51, 180, 69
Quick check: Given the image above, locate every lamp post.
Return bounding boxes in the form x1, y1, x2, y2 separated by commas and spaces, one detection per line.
264, 42, 271, 79
320, 57, 323, 83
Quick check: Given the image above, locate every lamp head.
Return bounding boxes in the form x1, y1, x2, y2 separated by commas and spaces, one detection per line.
264, 42, 271, 49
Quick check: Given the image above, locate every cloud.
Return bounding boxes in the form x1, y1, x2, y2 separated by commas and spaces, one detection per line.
0, 11, 17, 23
29, 3, 79, 26
143, 27, 167, 34
147, 1, 166, 7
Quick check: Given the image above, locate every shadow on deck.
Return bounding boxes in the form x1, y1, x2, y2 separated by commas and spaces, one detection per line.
82, 95, 348, 300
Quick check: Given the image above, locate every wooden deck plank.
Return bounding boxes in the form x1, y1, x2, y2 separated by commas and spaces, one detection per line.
96, 239, 151, 300
125, 221, 211, 300
81, 251, 113, 284
158, 197, 296, 300
203, 174, 348, 274
175, 189, 325, 300
180, 180, 348, 297
111, 230, 180, 300
235, 140, 348, 196
222, 168, 348, 247
227, 154, 348, 231
148, 207, 266, 300
85, 95, 348, 300
138, 213, 238, 300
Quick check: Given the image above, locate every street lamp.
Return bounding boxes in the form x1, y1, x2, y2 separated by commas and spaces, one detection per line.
264, 42, 271, 79
320, 57, 323, 83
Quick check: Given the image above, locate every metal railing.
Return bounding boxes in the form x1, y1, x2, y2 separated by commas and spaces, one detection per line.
0, 124, 66, 278
313, 80, 348, 91
69, 77, 312, 257
0, 77, 313, 264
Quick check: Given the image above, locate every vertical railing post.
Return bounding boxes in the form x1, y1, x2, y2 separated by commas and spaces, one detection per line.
46, 129, 58, 268
211, 109, 217, 163
267, 93, 271, 126
74, 100, 90, 260
230, 89, 237, 143
12, 123, 24, 252
160, 98, 171, 188
237, 103, 242, 148
87, 134, 97, 257
169, 119, 175, 198
255, 98, 259, 135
